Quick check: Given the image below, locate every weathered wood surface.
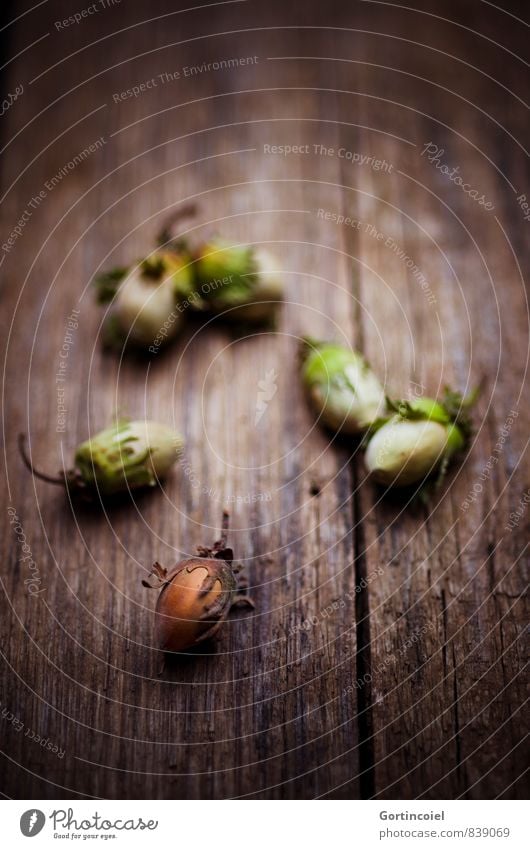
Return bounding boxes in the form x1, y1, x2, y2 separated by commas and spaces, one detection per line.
0, 0, 528, 799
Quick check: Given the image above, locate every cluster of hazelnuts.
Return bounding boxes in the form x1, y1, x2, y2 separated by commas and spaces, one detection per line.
19, 209, 477, 654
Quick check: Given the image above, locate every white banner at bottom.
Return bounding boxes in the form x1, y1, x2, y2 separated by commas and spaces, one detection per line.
3, 799, 526, 848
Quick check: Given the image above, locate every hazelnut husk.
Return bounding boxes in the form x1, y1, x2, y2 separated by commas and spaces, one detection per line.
364, 389, 478, 489
143, 513, 253, 653
18, 420, 183, 500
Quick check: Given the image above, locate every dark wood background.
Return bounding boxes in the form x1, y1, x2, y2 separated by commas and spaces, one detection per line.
0, 0, 528, 799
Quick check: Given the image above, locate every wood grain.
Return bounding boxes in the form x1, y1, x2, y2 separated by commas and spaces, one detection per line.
0, 0, 528, 799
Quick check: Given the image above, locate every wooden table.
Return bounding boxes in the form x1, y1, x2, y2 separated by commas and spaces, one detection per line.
1, 0, 528, 799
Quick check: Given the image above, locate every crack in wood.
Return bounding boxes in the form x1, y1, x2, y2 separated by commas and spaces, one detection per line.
352, 459, 376, 798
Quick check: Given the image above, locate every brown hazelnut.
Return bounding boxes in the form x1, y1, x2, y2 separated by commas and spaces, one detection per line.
143, 513, 253, 653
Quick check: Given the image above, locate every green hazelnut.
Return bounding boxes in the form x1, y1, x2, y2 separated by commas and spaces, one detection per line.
365, 417, 453, 486
74, 420, 183, 495
364, 388, 477, 488
191, 239, 284, 322
95, 250, 193, 350
19, 420, 184, 499
301, 340, 386, 434
195, 239, 255, 289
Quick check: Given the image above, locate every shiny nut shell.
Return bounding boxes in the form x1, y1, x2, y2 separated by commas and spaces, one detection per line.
155, 558, 236, 652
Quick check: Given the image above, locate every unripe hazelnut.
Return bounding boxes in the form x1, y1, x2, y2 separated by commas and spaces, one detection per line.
364, 390, 476, 488
191, 239, 284, 323
301, 339, 386, 434
19, 419, 184, 499
95, 250, 193, 350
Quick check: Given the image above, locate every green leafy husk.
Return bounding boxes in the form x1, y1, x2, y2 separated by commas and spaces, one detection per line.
74, 419, 183, 496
